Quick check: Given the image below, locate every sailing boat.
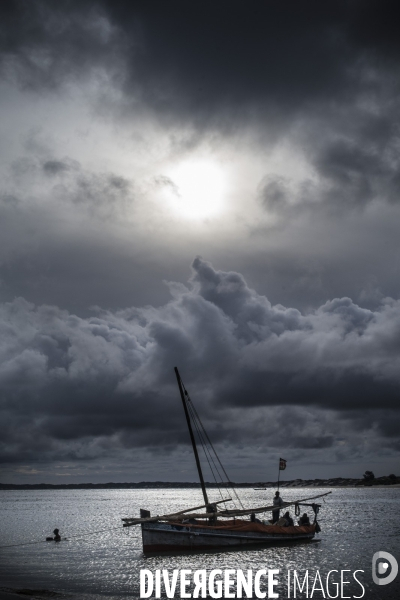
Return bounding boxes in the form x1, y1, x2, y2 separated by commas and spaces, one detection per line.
122, 367, 330, 553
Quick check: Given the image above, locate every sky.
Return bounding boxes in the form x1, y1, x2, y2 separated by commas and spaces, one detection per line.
0, 0, 399, 485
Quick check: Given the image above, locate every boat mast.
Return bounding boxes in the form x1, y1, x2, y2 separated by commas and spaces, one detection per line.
174, 366, 209, 507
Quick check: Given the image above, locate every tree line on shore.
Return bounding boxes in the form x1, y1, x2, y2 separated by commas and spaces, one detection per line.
0, 473, 398, 490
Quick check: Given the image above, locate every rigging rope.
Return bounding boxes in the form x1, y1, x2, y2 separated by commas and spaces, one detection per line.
186, 391, 234, 507
186, 396, 229, 506
183, 383, 244, 510
189, 397, 245, 510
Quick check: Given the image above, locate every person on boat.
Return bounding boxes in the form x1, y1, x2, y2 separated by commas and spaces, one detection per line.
207, 503, 218, 525
272, 491, 283, 523
250, 512, 262, 523
53, 528, 61, 541
284, 511, 294, 526
298, 513, 310, 526
277, 511, 294, 526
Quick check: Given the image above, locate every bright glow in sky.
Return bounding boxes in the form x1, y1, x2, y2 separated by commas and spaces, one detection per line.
163, 160, 227, 220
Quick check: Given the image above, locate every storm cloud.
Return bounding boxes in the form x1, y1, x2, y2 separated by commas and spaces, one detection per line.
0, 1, 399, 482
1, 259, 399, 481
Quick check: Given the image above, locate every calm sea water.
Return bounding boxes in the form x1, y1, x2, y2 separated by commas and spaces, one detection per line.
0, 488, 399, 600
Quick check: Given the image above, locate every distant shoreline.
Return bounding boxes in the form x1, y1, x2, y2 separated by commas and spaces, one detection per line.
1, 475, 399, 490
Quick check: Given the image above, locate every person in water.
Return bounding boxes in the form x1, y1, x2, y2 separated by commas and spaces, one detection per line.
53, 528, 61, 541
298, 513, 310, 526
272, 490, 283, 523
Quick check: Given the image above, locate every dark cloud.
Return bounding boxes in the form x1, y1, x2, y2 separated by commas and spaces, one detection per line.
55, 169, 132, 215
1, 1, 399, 124
1, 2, 400, 482
0, 0, 123, 90
43, 160, 71, 175
101, 0, 400, 136
1, 259, 399, 480
258, 177, 290, 213
257, 127, 400, 220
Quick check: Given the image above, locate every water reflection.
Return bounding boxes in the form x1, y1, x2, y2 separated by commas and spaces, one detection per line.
0, 488, 399, 598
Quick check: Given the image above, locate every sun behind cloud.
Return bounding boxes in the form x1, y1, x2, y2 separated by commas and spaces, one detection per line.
161, 159, 227, 220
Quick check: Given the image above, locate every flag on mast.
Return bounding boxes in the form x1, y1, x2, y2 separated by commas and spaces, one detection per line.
279, 458, 287, 470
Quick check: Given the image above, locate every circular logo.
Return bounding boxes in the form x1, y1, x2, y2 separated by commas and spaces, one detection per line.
372, 552, 398, 586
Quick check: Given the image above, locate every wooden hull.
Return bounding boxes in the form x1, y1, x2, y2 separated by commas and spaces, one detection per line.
141, 520, 316, 553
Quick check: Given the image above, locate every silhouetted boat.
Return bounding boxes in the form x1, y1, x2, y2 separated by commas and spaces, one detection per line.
122, 367, 330, 553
